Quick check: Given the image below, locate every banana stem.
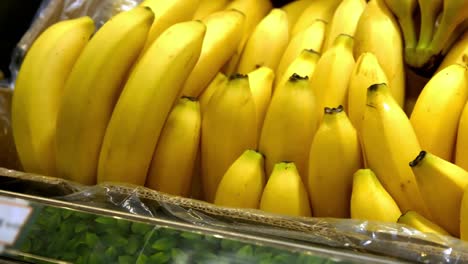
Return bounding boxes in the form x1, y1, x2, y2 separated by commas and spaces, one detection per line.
417, 12, 437, 49
399, 16, 418, 49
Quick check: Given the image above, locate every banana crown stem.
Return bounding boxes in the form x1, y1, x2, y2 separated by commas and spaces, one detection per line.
409, 150, 427, 167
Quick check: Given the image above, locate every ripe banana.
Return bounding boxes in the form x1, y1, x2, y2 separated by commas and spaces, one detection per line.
460, 186, 468, 240
437, 30, 468, 73
259, 74, 318, 185
410, 64, 468, 161
193, 0, 231, 20
55, 7, 154, 185
145, 97, 201, 197
309, 34, 355, 118
247, 66, 274, 135
397, 211, 450, 236
323, 0, 366, 51
416, 0, 442, 53
456, 102, 468, 171
291, 0, 342, 36
213, 149, 265, 209
259, 161, 312, 217
308, 105, 362, 218
221, 0, 273, 75
236, 8, 289, 74
361, 83, 431, 217
347, 52, 389, 131
281, 0, 314, 33
410, 150, 468, 236
180, 9, 245, 97
276, 19, 327, 82
199, 72, 228, 113
12, 17, 95, 177
353, 0, 405, 107
275, 49, 321, 93
382, 0, 418, 50
201, 74, 257, 202
350, 168, 402, 223
139, 0, 200, 54
97, 21, 206, 186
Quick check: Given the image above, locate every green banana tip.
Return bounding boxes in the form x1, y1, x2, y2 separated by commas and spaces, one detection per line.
409, 151, 427, 167
324, 105, 344, 114
288, 73, 308, 82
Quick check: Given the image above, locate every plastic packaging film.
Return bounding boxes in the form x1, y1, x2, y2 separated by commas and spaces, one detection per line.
1, 168, 468, 263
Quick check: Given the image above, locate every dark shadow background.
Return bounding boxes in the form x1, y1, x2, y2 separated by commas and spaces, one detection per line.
0, 0, 291, 79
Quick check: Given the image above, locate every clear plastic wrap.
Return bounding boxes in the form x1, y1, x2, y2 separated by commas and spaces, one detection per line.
1, 168, 468, 263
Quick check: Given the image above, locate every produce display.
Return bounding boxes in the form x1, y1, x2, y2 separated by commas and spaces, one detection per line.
5, 0, 468, 252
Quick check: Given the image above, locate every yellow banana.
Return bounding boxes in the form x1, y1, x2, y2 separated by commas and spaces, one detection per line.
97, 21, 206, 186
353, 0, 405, 107
456, 102, 468, 171
350, 168, 402, 223
55, 7, 154, 185
323, 0, 366, 51
201, 74, 257, 202
292, 0, 342, 36
139, 0, 200, 54
410, 64, 468, 161
199, 72, 228, 113
236, 8, 289, 74
416, 0, 443, 52
180, 9, 245, 97
281, 0, 315, 33
275, 49, 321, 94
276, 19, 327, 81
361, 83, 431, 217
221, 0, 273, 75
308, 105, 362, 218
259, 161, 312, 217
214, 149, 265, 209
347, 52, 389, 131
145, 97, 201, 197
410, 150, 468, 237
397, 211, 451, 236
11, 17, 94, 177
247, 66, 274, 135
382, 0, 418, 50
437, 31, 468, 73
193, 0, 231, 20
309, 34, 355, 119
259, 74, 318, 185
460, 186, 468, 240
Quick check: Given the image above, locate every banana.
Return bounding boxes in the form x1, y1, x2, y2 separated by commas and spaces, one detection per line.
308, 105, 362, 218
201, 74, 257, 202
410, 64, 468, 161
213, 149, 265, 209
323, 0, 366, 51
397, 210, 451, 236
309, 34, 355, 119
247, 66, 274, 135
97, 21, 206, 186
11, 17, 95, 177
259, 74, 318, 185
410, 150, 468, 236
275, 49, 321, 94
180, 9, 245, 97
259, 161, 312, 217
55, 7, 154, 185
199, 72, 228, 113
139, 0, 200, 54
276, 19, 327, 82
353, 0, 405, 107
291, 0, 342, 36
456, 102, 468, 171
221, 0, 273, 75
347, 52, 389, 131
460, 186, 468, 240
416, 0, 443, 52
361, 83, 431, 217
382, 0, 418, 50
236, 8, 289, 74
281, 0, 315, 33
145, 97, 201, 197
437, 30, 468, 73
350, 169, 402, 223
193, 0, 231, 20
